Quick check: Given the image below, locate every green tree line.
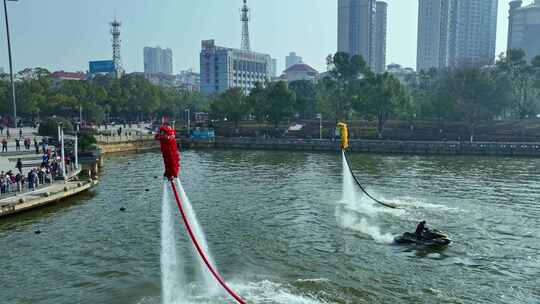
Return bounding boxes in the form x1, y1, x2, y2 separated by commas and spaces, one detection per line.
0, 68, 211, 124
2, 49, 539, 139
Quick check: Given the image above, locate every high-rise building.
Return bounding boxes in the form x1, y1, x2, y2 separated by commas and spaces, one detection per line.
417, 0, 453, 71
286, 52, 303, 69
452, 0, 498, 67
200, 40, 274, 95
508, 0, 540, 61
144, 47, 173, 75
417, 0, 498, 71
337, 0, 386, 73
374, 1, 387, 74
161, 48, 173, 75
338, 0, 375, 65
271, 58, 278, 78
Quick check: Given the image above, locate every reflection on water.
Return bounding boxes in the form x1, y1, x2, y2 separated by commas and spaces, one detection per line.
0, 150, 539, 304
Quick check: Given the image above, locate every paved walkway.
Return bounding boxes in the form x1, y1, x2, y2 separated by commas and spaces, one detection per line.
1, 127, 45, 176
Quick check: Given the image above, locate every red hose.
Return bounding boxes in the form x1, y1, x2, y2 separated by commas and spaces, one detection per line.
169, 180, 247, 304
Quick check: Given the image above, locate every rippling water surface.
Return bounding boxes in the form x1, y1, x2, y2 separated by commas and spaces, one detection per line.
1, 150, 539, 304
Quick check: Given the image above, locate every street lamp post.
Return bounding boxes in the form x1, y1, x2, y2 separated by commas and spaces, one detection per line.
185, 109, 191, 136
61, 127, 66, 178
317, 114, 322, 140
3, 0, 18, 128
79, 105, 83, 127
75, 122, 80, 171
57, 123, 64, 179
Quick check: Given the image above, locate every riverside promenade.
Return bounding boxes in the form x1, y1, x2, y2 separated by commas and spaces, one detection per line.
0, 127, 96, 218
0, 177, 97, 217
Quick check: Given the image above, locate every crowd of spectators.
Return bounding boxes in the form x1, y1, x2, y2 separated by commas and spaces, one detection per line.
0, 136, 72, 198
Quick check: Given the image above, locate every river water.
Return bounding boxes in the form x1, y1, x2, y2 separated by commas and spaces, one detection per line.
1, 150, 539, 304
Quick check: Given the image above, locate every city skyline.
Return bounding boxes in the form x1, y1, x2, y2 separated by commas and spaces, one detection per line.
0, 0, 529, 74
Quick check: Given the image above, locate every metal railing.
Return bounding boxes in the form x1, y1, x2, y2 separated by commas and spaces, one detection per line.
0, 165, 81, 200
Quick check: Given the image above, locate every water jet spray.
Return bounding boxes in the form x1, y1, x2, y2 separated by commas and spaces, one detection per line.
156, 119, 247, 304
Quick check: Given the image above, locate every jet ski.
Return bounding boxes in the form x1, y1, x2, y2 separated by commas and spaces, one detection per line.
394, 229, 451, 246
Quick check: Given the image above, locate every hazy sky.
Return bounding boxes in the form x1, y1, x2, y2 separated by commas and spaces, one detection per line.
0, 0, 529, 74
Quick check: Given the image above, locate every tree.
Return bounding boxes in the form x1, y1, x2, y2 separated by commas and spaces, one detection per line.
38, 117, 74, 137
210, 88, 249, 128
450, 69, 507, 142
246, 82, 269, 122
355, 73, 409, 138
317, 52, 371, 121
495, 49, 538, 118
410, 69, 459, 121
0, 67, 214, 126
289, 80, 317, 118
266, 81, 296, 127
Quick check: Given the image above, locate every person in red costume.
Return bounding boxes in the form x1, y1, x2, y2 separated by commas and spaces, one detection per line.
155, 121, 180, 180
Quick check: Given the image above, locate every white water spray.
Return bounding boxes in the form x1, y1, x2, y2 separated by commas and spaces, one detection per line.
337, 151, 395, 244
175, 179, 220, 295
161, 183, 184, 304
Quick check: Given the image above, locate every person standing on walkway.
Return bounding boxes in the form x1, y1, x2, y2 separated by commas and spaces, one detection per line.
6, 128, 10, 139
0, 124, 4, 135
0, 172, 5, 194
41, 138, 47, 154
2, 138, 7, 152
16, 158, 23, 174
27, 170, 34, 191
19, 128, 23, 138
28, 170, 38, 191
15, 138, 21, 151
33, 169, 39, 188
34, 138, 39, 154
15, 173, 22, 192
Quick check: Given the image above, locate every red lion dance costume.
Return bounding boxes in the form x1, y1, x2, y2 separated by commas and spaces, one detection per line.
155, 122, 180, 180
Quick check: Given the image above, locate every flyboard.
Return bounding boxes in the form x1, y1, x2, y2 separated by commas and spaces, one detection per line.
337, 122, 398, 209
156, 120, 247, 304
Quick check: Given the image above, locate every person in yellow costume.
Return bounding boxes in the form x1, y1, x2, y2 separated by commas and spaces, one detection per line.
336, 122, 349, 150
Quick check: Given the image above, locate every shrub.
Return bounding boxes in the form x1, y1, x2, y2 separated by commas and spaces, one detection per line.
38, 117, 74, 137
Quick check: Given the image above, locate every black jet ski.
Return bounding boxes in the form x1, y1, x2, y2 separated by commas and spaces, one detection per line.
394, 229, 451, 246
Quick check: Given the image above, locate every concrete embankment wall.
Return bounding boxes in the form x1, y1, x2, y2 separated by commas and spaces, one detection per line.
183, 138, 540, 157
96, 135, 159, 155
0, 180, 98, 218
99, 141, 159, 154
